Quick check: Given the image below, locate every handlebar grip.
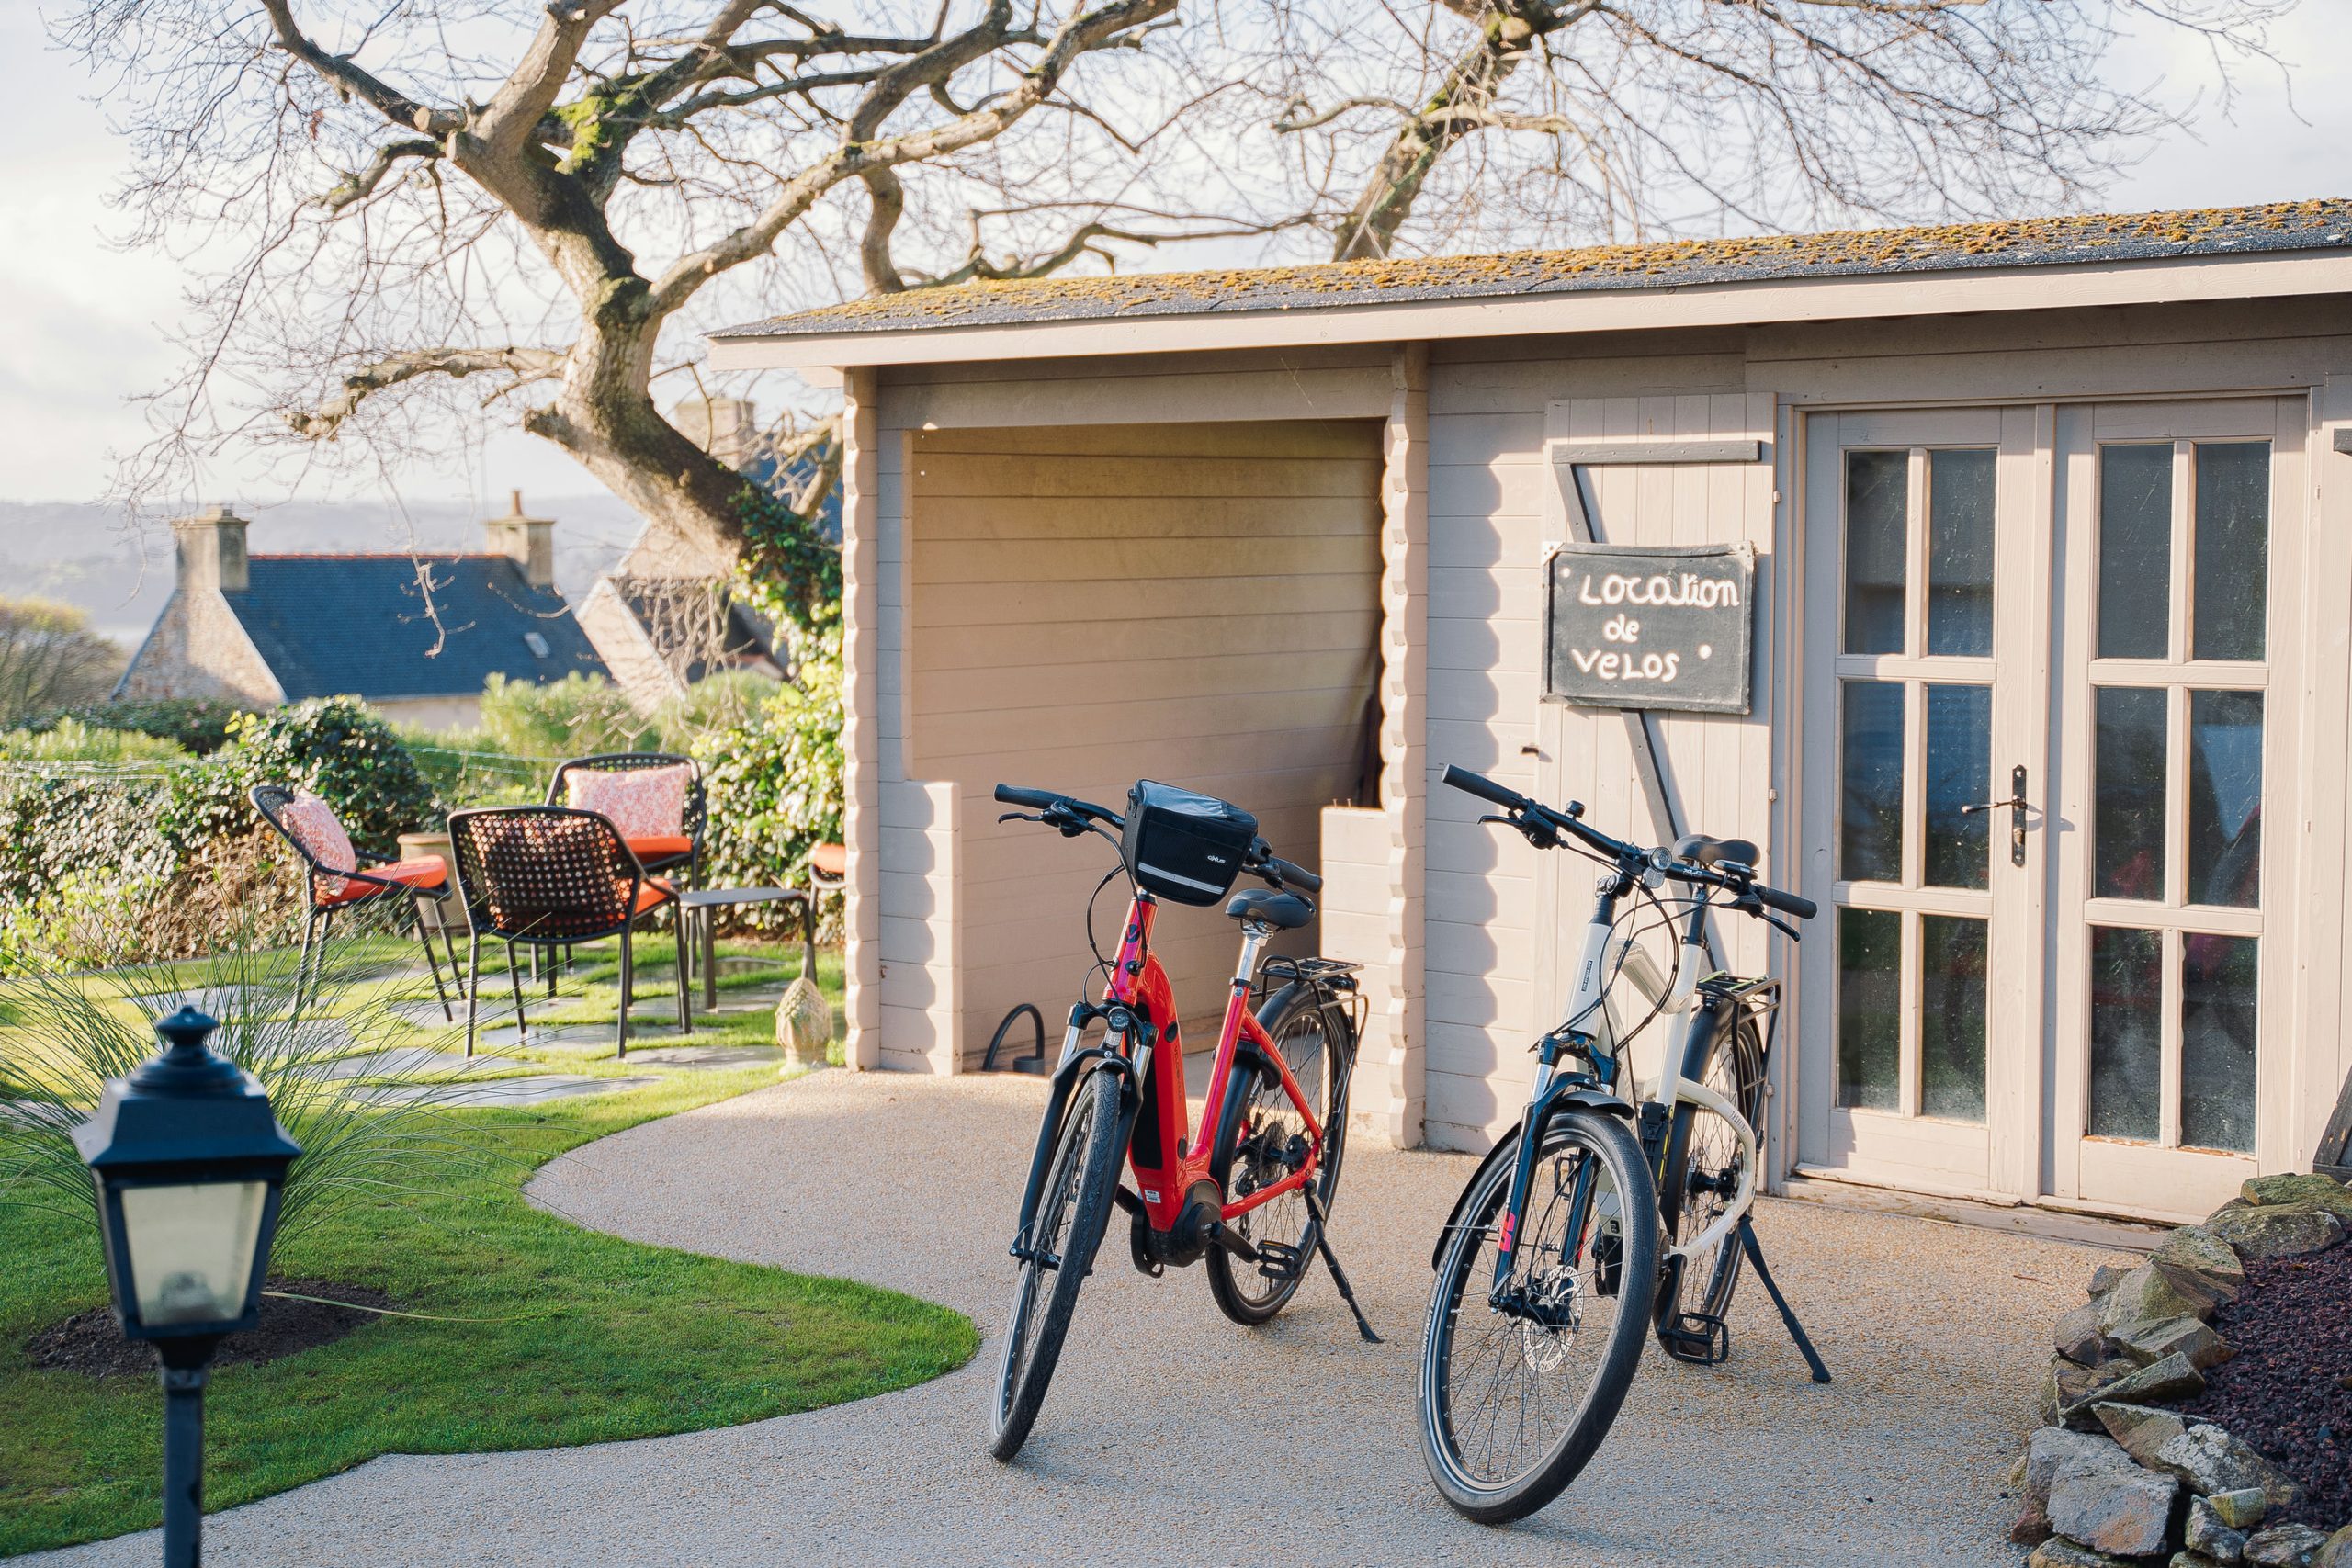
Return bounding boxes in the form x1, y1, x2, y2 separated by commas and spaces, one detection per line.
1442, 764, 1527, 812
1265, 854, 1322, 895
1755, 884, 1817, 920
994, 784, 1060, 810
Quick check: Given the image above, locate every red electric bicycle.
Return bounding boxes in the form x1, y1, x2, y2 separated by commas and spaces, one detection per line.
986, 779, 1381, 1461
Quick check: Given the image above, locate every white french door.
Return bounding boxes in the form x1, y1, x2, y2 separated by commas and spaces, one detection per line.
2049, 400, 2302, 1220
1801, 399, 2303, 1221
1799, 409, 2045, 1201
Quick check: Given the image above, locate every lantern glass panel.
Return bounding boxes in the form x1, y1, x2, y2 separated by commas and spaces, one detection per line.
118, 1180, 267, 1326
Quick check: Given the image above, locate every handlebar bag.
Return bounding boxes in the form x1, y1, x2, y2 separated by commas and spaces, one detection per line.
1123, 780, 1257, 906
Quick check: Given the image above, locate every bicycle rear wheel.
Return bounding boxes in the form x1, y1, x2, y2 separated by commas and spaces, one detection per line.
1204, 988, 1351, 1325
987, 1066, 1122, 1461
1419, 1106, 1658, 1524
1653, 1015, 1766, 1357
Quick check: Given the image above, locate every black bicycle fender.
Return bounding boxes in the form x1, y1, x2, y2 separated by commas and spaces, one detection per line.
1427, 1087, 1635, 1270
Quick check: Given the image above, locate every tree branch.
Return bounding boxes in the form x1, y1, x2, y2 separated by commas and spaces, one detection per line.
255, 1, 461, 136
321, 139, 441, 213
288, 346, 565, 440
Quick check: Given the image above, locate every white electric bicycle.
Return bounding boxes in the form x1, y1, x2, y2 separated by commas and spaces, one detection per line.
1417, 763, 1830, 1524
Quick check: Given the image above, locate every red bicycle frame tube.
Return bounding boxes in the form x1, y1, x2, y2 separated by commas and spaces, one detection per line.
1105, 892, 1327, 1235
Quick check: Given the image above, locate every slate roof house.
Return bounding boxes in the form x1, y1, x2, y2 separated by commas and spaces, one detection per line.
710, 197, 2352, 1231
117, 498, 606, 730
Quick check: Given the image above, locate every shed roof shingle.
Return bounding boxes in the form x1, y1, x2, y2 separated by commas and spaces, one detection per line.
228, 554, 605, 701
714, 199, 2352, 342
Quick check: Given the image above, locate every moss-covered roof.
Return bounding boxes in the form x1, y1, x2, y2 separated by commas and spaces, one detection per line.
715, 199, 2352, 342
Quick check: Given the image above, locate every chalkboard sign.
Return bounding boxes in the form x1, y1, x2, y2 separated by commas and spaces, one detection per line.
1544, 542, 1756, 715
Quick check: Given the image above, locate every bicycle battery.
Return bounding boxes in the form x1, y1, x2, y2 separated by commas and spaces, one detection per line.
1123, 780, 1256, 905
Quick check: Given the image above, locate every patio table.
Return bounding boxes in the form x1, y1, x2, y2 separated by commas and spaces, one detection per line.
678, 886, 814, 1015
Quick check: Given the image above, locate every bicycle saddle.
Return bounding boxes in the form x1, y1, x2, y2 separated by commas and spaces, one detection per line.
1225, 888, 1314, 930
1673, 833, 1759, 869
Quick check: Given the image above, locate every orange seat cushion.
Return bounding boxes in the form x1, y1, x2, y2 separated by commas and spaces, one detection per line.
627, 834, 694, 862
317, 857, 447, 908
808, 842, 847, 877
631, 878, 678, 915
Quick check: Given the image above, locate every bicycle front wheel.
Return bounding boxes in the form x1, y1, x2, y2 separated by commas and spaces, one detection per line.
1419, 1106, 1659, 1524
987, 1066, 1122, 1461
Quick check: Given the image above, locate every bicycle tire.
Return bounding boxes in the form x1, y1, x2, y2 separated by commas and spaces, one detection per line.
1653, 1014, 1766, 1357
986, 1066, 1123, 1461
1419, 1106, 1659, 1524
1204, 988, 1352, 1325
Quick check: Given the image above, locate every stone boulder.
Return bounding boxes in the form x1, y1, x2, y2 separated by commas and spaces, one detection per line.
2245, 1524, 2335, 1567
2154, 1425, 2305, 1511
2208, 1489, 2271, 1531
2313, 1525, 2352, 1568
2063, 1352, 2207, 1420
2089, 1261, 2133, 1296
2048, 1461, 2182, 1558
2205, 1204, 2346, 1260
2154, 1224, 2249, 1291
2095, 1402, 2189, 1467
2240, 1173, 2352, 1222
2057, 1299, 2114, 1365
2186, 1495, 2251, 1565
2102, 1263, 2233, 1344
2115, 1313, 2233, 1371
2023, 1427, 2136, 1508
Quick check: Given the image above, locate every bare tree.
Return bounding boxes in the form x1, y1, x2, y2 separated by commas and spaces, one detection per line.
0, 601, 126, 725
55, 0, 2297, 627
1262, 0, 2297, 263
55, 1, 1291, 628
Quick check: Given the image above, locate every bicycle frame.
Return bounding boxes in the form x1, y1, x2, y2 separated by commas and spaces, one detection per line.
1016, 890, 1331, 1248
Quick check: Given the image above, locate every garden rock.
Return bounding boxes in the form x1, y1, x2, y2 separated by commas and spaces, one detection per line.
2186, 1495, 2250, 1565
2089, 1262, 2133, 1297
2103, 1264, 2233, 1342
2024, 1427, 2136, 1508
2012, 1495, 2056, 1546
2064, 1352, 2207, 1419
2208, 1489, 2270, 1530
2095, 1402, 2189, 1467
2203, 1205, 2345, 1260
2315, 1526, 2352, 1568
2155, 1225, 2249, 1292
2245, 1524, 2335, 1567
2057, 1301, 2114, 1365
2116, 1313, 2233, 1370
2048, 1461, 2182, 1558
2154, 1425, 2305, 1511
2240, 1174, 2352, 1223
2030, 1537, 2137, 1568
2177, 1556, 2231, 1568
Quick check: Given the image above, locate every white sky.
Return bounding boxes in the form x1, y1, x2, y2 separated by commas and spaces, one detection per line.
1, 3, 2346, 506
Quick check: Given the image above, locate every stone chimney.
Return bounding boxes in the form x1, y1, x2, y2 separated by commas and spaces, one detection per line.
672, 396, 759, 468
173, 505, 250, 593
485, 491, 557, 589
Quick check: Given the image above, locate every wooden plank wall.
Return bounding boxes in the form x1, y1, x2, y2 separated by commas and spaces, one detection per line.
885, 420, 1383, 1070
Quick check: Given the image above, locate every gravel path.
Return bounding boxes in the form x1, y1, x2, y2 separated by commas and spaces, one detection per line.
23, 1069, 2130, 1566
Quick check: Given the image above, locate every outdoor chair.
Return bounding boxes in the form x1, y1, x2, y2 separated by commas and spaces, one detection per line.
446, 806, 689, 1057
249, 784, 456, 1020
546, 753, 705, 887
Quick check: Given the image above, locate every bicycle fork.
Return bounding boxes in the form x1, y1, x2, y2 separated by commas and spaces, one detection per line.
1009, 1001, 1153, 1267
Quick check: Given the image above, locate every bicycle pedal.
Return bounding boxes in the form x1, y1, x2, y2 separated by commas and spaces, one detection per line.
1254, 1240, 1306, 1284
1658, 1311, 1731, 1366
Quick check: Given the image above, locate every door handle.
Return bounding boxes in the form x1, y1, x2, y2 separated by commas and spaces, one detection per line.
1959, 765, 2031, 866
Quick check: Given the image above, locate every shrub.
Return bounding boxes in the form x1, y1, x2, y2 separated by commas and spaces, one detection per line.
44, 696, 254, 755
0, 717, 188, 765
693, 634, 842, 933
223, 697, 442, 848
478, 671, 659, 761
0, 598, 124, 726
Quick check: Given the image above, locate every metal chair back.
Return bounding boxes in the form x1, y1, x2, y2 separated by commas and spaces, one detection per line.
447, 807, 651, 944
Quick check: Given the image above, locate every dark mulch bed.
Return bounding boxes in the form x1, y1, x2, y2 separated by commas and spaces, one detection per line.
23, 1279, 395, 1378
2173, 1240, 2352, 1528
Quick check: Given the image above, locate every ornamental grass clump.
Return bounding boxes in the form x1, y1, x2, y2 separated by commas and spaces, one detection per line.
0, 923, 491, 1245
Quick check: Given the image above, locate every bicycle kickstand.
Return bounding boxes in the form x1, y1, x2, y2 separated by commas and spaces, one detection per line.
1737, 1215, 1831, 1384
1302, 1187, 1383, 1344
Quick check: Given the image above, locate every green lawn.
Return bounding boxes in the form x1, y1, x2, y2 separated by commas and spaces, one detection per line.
0, 940, 972, 1557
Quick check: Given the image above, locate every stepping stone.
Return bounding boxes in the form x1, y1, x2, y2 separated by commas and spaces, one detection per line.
119, 984, 266, 1019
370, 1074, 660, 1107
321, 1048, 525, 1081
460, 1022, 613, 1053
624, 1045, 781, 1069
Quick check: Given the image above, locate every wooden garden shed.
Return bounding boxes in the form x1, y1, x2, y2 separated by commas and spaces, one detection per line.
711, 199, 2352, 1226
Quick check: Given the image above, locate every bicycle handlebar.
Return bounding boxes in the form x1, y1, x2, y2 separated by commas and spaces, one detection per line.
1257, 850, 1321, 895
1440, 763, 1815, 923
993, 783, 1318, 893
993, 783, 1125, 829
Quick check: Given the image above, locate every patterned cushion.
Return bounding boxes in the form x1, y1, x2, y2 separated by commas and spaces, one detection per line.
566, 764, 691, 840
280, 792, 356, 897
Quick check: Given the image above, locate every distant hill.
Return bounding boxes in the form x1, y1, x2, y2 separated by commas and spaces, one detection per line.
0, 495, 644, 649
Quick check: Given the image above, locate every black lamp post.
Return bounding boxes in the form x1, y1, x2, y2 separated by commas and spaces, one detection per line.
74, 1007, 300, 1568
